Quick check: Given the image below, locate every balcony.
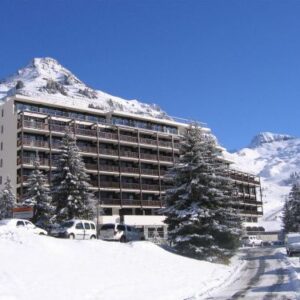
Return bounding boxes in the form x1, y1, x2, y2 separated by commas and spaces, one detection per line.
122, 182, 140, 190
158, 140, 172, 148
49, 124, 69, 133
100, 181, 120, 188
119, 151, 139, 159
141, 184, 160, 191
119, 134, 138, 143
140, 153, 157, 161
122, 199, 141, 206
85, 163, 98, 171
75, 127, 97, 137
99, 131, 118, 140
159, 155, 173, 162
139, 137, 157, 146
23, 120, 49, 131
18, 157, 49, 167
101, 198, 121, 206
141, 200, 161, 207
141, 169, 159, 176
78, 145, 98, 154
120, 166, 140, 174
19, 138, 49, 148
100, 165, 119, 173
100, 148, 118, 156
17, 175, 30, 184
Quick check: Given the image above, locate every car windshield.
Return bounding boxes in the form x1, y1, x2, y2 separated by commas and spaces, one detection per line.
101, 224, 115, 230
61, 221, 74, 228
288, 236, 300, 244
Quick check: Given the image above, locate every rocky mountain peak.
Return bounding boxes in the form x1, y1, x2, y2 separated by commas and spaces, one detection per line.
249, 132, 295, 148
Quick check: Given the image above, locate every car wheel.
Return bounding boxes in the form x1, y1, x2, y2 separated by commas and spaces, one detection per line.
120, 236, 127, 243
90, 235, 96, 240
68, 234, 75, 240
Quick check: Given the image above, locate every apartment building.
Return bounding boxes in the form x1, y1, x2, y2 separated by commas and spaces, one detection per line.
0, 95, 263, 238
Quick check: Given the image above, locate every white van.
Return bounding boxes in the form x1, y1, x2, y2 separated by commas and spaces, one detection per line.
99, 223, 143, 242
50, 219, 97, 240
0, 218, 48, 235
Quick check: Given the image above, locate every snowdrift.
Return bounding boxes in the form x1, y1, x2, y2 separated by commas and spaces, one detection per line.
0, 229, 242, 300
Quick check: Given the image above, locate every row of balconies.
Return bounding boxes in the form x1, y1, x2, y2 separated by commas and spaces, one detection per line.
100, 199, 162, 207
19, 121, 180, 149
229, 171, 260, 185
19, 139, 176, 162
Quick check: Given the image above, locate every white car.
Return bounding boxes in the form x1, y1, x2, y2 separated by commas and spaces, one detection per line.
99, 223, 143, 242
241, 235, 263, 247
50, 219, 97, 240
286, 233, 300, 256
0, 218, 48, 235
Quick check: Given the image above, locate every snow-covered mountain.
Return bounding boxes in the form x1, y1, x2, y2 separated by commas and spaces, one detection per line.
226, 132, 300, 231
0, 57, 170, 119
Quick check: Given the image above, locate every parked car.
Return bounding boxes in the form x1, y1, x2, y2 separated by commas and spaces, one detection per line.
241, 235, 263, 247
285, 233, 300, 256
0, 218, 48, 235
49, 220, 97, 240
99, 223, 143, 242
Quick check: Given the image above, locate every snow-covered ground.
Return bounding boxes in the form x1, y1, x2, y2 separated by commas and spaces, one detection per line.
0, 229, 244, 300
226, 132, 300, 231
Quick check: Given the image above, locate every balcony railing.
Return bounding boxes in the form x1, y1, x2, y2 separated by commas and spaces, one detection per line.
98, 131, 118, 140
140, 153, 157, 160
141, 169, 159, 176
119, 151, 139, 159
119, 134, 138, 143
141, 200, 161, 206
122, 182, 140, 189
100, 165, 119, 173
78, 145, 98, 154
100, 181, 120, 188
158, 140, 172, 148
141, 184, 160, 191
101, 198, 121, 205
23, 120, 49, 130
122, 199, 141, 206
18, 157, 49, 166
159, 155, 173, 162
19, 138, 49, 148
85, 163, 98, 171
99, 148, 118, 156
120, 167, 140, 174
76, 127, 97, 137
139, 137, 157, 146
17, 175, 30, 184
50, 124, 69, 133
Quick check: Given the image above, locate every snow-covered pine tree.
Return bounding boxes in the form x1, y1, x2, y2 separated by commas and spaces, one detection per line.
51, 130, 96, 222
23, 159, 53, 225
163, 124, 241, 263
0, 177, 16, 219
283, 183, 300, 232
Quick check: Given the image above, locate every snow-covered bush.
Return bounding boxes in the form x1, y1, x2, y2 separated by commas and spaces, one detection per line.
0, 177, 16, 219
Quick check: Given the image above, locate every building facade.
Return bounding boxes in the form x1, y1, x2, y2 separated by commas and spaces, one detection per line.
0, 95, 263, 238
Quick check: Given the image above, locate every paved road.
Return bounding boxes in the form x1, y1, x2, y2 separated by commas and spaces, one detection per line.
204, 247, 300, 300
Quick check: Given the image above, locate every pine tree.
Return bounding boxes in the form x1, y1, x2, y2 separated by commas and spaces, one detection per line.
163, 124, 241, 263
283, 183, 300, 232
51, 130, 96, 222
0, 177, 16, 219
23, 159, 53, 225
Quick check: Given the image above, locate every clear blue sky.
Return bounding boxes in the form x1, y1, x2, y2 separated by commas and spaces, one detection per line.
0, 0, 299, 150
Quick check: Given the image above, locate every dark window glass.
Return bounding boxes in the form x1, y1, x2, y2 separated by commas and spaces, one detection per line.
16, 221, 25, 226
101, 224, 115, 230
90, 223, 95, 230
75, 223, 84, 229
84, 223, 91, 230
117, 224, 125, 231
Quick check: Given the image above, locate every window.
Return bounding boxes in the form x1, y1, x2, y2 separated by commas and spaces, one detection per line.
1, 109, 3, 117
16, 221, 25, 226
1, 126, 3, 134
0, 159, 2, 168
0, 142, 2, 150
84, 223, 91, 230
90, 223, 95, 230
75, 222, 84, 229
117, 224, 125, 231
0, 176, 2, 184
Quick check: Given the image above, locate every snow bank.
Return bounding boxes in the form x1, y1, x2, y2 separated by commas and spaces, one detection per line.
0, 229, 242, 300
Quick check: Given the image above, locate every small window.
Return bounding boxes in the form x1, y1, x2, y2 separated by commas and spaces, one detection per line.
0, 159, 2, 168
0, 142, 3, 151
1, 109, 3, 117
127, 226, 132, 232
117, 224, 125, 231
1, 125, 3, 134
75, 222, 84, 229
16, 221, 25, 226
0, 176, 2, 185
90, 223, 95, 230
84, 223, 91, 230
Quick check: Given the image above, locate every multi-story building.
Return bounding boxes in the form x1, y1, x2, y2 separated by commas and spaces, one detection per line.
0, 95, 263, 238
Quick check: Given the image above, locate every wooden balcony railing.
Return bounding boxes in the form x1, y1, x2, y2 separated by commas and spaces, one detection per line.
23, 120, 49, 130
141, 184, 160, 191
76, 127, 97, 137
101, 198, 121, 205
158, 140, 172, 148
119, 151, 139, 159
139, 138, 157, 146
159, 155, 173, 162
99, 148, 118, 156
141, 169, 159, 176
18, 157, 49, 166
100, 181, 120, 188
78, 145, 98, 153
120, 167, 140, 174
141, 200, 161, 206
98, 131, 118, 140
49, 124, 69, 133
20, 138, 49, 148
140, 153, 157, 160
100, 165, 119, 173
122, 182, 140, 189
119, 134, 138, 143
122, 199, 141, 206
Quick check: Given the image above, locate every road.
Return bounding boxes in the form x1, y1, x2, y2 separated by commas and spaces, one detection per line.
204, 247, 300, 300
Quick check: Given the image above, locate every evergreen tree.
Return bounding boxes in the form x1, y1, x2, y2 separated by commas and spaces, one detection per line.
163, 124, 241, 263
0, 177, 16, 219
23, 159, 53, 225
283, 183, 300, 232
51, 131, 96, 222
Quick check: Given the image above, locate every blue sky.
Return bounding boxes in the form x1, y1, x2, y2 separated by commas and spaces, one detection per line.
0, 0, 299, 150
